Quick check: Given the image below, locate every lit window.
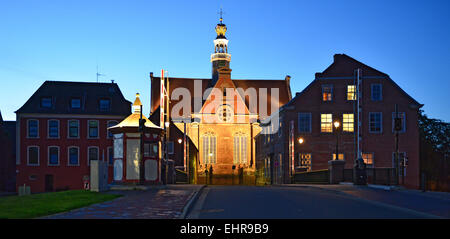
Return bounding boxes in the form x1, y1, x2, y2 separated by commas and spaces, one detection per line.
321, 114, 333, 133
233, 132, 247, 165
298, 113, 311, 133
41, 97, 52, 108
28, 120, 39, 138
202, 132, 216, 164
392, 112, 406, 133
347, 85, 356, 100
369, 112, 382, 133
332, 153, 344, 160
298, 153, 312, 172
68, 120, 79, 138
371, 84, 382, 101
88, 120, 99, 138
48, 147, 59, 166
362, 153, 373, 166
48, 120, 59, 138
68, 147, 79, 166
322, 85, 333, 101
28, 146, 39, 165
343, 114, 354, 132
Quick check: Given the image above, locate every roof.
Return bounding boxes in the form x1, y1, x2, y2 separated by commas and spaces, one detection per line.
16, 81, 132, 115
150, 76, 291, 117
315, 54, 421, 107
108, 112, 162, 132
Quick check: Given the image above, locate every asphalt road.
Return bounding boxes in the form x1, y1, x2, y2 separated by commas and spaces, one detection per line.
187, 185, 443, 219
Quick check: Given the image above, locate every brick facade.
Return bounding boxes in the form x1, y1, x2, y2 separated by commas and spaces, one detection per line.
256, 54, 422, 188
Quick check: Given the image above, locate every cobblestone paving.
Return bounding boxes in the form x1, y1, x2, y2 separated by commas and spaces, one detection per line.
45, 186, 200, 219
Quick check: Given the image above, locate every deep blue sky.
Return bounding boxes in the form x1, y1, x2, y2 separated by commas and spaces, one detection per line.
1, 0, 449, 121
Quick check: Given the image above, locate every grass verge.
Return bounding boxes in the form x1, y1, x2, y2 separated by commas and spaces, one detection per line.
0, 190, 121, 219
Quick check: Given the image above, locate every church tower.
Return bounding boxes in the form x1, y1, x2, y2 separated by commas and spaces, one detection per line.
211, 13, 231, 85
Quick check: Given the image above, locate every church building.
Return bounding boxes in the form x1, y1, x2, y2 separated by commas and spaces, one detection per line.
149, 16, 292, 184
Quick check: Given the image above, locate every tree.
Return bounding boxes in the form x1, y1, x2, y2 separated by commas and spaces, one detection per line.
418, 110, 449, 191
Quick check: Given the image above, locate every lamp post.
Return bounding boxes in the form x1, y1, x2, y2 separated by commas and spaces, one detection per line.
334, 121, 340, 161
164, 121, 170, 184
296, 137, 305, 181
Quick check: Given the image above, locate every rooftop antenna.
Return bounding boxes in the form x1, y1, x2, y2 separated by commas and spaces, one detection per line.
96, 65, 105, 83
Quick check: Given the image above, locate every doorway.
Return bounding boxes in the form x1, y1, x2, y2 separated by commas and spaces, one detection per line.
45, 174, 54, 192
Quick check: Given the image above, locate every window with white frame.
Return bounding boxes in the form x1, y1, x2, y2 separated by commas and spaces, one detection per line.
369, 112, 382, 133
233, 132, 247, 165
68, 120, 79, 138
321, 114, 333, 133
28, 119, 39, 138
347, 85, 356, 101
27, 146, 39, 166
343, 114, 354, 132
298, 113, 311, 133
68, 147, 79, 166
202, 132, 216, 164
88, 120, 99, 138
48, 146, 59, 166
48, 120, 59, 138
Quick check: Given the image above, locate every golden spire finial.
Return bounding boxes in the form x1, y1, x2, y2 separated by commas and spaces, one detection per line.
215, 8, 227, 38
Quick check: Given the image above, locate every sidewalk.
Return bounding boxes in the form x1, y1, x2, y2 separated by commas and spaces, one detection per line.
43, 184, 204, 219
280, 184, 450, 218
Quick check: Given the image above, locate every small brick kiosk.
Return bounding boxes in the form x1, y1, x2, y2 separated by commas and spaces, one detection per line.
109, 93, 163, 184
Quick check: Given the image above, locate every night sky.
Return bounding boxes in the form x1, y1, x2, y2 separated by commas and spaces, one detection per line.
1, 0, 449, 121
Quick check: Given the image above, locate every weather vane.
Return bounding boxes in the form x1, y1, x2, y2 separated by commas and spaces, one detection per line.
218, 7, 225, 23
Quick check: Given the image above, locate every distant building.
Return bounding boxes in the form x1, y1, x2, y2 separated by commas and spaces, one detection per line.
0, 111, 16, 192
15, 81, 131, 193
149, 16, 291, 184
256, 54, 422, 188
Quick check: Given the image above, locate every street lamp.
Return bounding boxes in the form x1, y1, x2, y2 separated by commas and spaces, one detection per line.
178, 138, 182, 144
334, 121, 340, 160
298, 137, 304, 144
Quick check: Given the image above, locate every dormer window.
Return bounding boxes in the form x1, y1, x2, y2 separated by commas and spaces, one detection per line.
99, 99, 110, 111
71, 98, 81, 109
41, 97, 52, 108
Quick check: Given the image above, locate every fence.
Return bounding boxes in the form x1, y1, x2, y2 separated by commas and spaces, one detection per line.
343, 168, 398, 185
293, 169, 329, 184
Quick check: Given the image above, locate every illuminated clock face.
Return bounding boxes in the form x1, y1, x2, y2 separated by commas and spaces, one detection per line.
216, 104, 233, 122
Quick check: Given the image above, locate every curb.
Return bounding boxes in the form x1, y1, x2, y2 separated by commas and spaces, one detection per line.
179, 185, 206, 219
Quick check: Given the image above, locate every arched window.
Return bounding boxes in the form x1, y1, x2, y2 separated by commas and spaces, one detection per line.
202, 132, 216, 164
233, 132, 247, 165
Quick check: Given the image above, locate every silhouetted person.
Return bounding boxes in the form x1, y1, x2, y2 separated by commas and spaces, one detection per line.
209, 165, 213, 185
238, 166, 244, 185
